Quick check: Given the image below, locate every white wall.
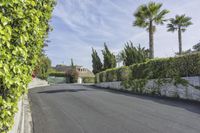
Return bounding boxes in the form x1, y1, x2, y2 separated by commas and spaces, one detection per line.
95, 76, 200, 102
78, 77, 83, 84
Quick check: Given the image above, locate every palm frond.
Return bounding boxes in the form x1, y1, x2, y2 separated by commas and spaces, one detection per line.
167, 14, 192, 32
148, 2, 162, 18
167, 23, 177, 32
154, 9, 170, 24
133, 2, 169, 30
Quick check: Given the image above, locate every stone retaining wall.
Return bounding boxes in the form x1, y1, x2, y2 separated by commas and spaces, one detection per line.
95, 76, 200, 102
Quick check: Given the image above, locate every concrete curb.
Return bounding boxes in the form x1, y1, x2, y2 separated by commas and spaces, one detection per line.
23, 95, 33, 133
8, 98, 23, 133
9, 78, 49, 133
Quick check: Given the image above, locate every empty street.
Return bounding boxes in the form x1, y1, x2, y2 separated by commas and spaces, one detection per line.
29, 84, 200, 133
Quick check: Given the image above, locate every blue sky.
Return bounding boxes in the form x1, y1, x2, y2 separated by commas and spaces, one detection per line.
46, 0, 200, 70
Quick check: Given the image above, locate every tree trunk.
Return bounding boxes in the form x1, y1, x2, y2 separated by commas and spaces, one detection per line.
149, 21, 154, 58
178, 27, 182, 55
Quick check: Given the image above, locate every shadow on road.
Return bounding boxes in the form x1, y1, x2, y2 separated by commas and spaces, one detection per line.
86, 85, 200, 115
38, 89, 88, 94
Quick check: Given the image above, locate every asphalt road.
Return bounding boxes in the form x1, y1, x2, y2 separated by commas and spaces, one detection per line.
29, 84, 200, 133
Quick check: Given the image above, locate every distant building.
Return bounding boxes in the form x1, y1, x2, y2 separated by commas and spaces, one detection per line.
53, 65, 95, 84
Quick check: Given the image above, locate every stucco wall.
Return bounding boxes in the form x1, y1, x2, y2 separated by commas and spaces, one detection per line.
95, 76, 200, 102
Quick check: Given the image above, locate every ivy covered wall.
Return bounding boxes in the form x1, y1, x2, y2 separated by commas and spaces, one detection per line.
0, 1, 55, 132
95, 53, 200, 98
96, 53, 200, 83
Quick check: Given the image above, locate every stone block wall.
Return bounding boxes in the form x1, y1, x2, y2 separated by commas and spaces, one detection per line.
95, 76, 200, 102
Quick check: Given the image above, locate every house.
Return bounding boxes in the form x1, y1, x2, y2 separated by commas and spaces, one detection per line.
53, 65, 95, 84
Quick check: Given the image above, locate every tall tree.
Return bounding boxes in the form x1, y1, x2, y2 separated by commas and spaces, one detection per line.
66, 58, 78, 83
91, 48, 103, 74
102, 43, 116, 70
167, 14, 192, 55
71, 58, 74, 67
34, 54, 51, 79
121, 42, 149, 66
133, 2, 169, 58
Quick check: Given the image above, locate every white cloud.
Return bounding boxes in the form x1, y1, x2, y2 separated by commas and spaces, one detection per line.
47, 0, 200, 70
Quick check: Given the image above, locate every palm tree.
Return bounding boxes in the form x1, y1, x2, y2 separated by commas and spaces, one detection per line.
167, 14, 192, 55
134, 2, 169, 58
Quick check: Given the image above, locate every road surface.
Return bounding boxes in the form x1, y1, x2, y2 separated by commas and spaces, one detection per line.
29, 84, 200, 133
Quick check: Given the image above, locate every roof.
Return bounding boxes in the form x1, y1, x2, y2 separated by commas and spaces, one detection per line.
78, 69, 95, 78
53, 65, 94, 78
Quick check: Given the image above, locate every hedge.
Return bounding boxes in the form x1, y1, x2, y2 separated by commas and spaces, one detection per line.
83, 77, 95, 83
95, 53, 200, 83
49, 72, 66, 77
0, 1, 55, 132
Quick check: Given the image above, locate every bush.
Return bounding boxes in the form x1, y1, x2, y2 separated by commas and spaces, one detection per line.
95, 53, 200, 83
83, 77, 95, 83
34, 54, 51, 80
49, 72, 66, 77
0, 1, 55, 132
66, 68, 78, 83
116, 66, 131, 81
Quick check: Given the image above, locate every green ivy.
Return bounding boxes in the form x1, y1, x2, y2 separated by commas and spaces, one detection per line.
96, 53, 200, 83
0, 0, 55, 132
83, 77, 95, 83
96, 53, 200, 96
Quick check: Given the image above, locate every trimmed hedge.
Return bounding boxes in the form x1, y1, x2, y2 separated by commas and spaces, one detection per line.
96, 53, 200, 83
83, 77, 95, 83
49, 72, 66, 77
0, 1, 55, 132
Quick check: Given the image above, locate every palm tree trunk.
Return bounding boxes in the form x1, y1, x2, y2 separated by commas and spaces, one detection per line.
149, 21, 154, 58
178, 27, 182, 55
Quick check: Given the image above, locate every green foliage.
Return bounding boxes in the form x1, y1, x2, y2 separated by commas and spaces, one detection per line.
49, 72, 66, 77
115, 66, 130, 81
134, 2, 169, 29
102, 43, 116, 70
167, 14, 192, 54
167, 14, 192, 33
71, 58, 74, 67
133, 2, 169, 58
96, 53, 200, 97
83, 77, 95, 83
96, 53, 200, 83
91, 48, 103, 74
34, 54, 51, 80
0, 0, 55, 132
66, 68, 78, 83
122, 79, 147, 93
121, 42, 149, 66
193, 42, 200, 52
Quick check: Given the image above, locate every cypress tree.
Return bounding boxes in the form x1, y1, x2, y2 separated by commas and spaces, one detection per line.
102, 43, 116, 70
121, 42, 149, 66
92, 48, 103, 74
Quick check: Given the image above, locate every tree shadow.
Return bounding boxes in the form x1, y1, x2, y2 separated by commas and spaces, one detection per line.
87, 85, 200, 115
38, 89, 88, 94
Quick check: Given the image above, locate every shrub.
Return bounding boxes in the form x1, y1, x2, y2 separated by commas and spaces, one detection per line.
83, 77, 95, 83
66, 68, 78, 83
34, 54, 51, 80
0, 1, 55, 132
116, 66, 130, 81
95, 73, 100, 83
105, 68, 118, 82
49, 72, 66, 77
95, 53, 200, 83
